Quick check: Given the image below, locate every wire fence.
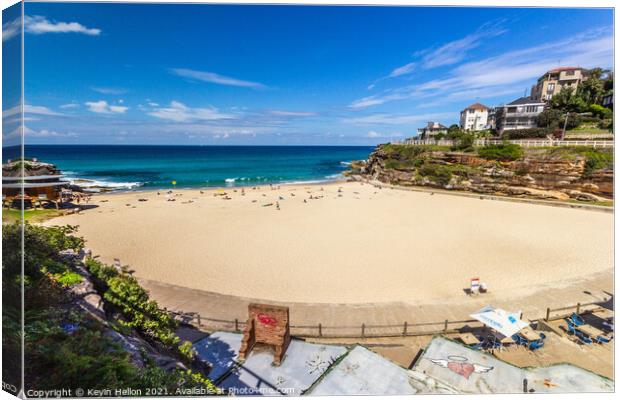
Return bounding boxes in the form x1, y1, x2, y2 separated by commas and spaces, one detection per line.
167, 299, 612, 339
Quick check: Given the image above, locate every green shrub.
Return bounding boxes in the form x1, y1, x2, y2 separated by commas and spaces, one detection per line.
588, 104, 613, 119
53, 271, 83, 287
419, 164, 453, 185
450, 133, 475, 152
502, 128, 549, 139
477, 143, 524, 161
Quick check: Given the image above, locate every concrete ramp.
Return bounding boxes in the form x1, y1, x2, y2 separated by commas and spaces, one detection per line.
414, 337, 613, 393
308, 346, 417, 395
193, 332, 347, 396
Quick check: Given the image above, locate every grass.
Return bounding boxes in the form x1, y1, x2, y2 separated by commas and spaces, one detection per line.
566, 199, 613, 207
566, 127, 613, 134
477, 143, 524, 161
2, 208, 64, 224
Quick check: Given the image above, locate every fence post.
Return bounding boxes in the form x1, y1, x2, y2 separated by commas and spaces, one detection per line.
235, 318, 239, 332
361, 323, 366, 338
444, 319, 449, 333
576, 303, 581, 315
318, 323, 322, 337
403, 321, 408, 336
545, 308, 550, 321
196, 313, 201, 327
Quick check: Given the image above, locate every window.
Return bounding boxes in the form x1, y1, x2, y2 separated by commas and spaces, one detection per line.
547, 83, 555, 91
565, 70, 575, 76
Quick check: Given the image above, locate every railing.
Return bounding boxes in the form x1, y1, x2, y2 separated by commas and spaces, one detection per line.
544, 301, 609, 322
394, 139, 614, 148
166, 298, 612, 339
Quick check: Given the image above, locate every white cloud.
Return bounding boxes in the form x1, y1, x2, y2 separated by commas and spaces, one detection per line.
25, 127, 78, 138
4, 104, 64, 118
24, 104, 64, 116
85, 100, 129, 114
171, 68, 267, 89
2, 18, 20, 42
351, 28, 613, 109
388, 62, 417, 78
92, 87, 127, 95
386, 24, 506, 79
148, 101, 234, 122
24, 15, 101, 35
344, 112, 454, 125
268, 110, 317, 117
367, 130, 403, 138
59, 103, 80, 109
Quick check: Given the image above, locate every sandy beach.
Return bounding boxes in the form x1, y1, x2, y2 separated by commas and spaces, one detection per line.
44, 181, 613, 304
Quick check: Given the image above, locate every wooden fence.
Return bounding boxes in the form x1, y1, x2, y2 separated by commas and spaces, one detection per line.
167, 298, 612, 339
544, 301, 610, 322
394, 138, 614, 148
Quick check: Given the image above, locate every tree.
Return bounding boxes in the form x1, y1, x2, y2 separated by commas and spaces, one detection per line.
551, 87, 587, 113
576, 77, 604, 106
446, 124, 463, 139
537, 109, 563, 129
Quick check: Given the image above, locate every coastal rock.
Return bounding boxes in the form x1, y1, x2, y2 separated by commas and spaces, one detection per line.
355, 144, 613, 202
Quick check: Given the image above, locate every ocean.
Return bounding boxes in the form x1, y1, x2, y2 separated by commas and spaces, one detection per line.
4, 145, 373, 190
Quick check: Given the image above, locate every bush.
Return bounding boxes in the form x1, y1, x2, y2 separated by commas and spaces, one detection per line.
537, 109, 563, 129
477, 143, 524, 161
419, 164, 453, 185
3, 224, 219, 394
502, 128, 549, 139
598, 119, 613, 131
53, 271, 83, 287
450, 133, 475, 152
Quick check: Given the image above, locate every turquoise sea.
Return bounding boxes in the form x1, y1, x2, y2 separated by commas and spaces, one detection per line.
4, 145, 374, 190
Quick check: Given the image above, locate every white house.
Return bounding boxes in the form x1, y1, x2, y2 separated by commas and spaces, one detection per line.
459, 103, 489, 131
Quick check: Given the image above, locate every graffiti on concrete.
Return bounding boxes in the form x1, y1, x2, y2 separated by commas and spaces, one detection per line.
428, 356, 494, 379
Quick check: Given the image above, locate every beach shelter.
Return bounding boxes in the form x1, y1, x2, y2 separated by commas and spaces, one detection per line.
470, 306, 529, 337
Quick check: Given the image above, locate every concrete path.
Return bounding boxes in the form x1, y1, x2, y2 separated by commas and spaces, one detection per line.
141, 269, 612, 337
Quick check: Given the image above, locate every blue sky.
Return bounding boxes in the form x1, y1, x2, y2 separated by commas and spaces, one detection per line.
2, 3, 614, 145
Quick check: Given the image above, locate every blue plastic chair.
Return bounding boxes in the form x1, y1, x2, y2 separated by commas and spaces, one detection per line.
529, 340, 544, 351
512, 333, 529, 346
595, 335, 611, 344
576, 332, 593, 345
571, 313, 585, 327
565, 320, 578, 335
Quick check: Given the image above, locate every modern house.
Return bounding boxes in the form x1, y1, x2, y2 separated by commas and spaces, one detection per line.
459, 103, 489, 131
530, 67, 588, 102
417, 122, 448, 139
494, 97, 546, 133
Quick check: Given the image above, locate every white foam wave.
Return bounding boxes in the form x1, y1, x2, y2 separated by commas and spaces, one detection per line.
70, 178, 143, 190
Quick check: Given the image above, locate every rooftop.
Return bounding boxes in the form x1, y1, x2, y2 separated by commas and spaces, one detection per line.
506, 96, 546, 106
463, 102, 489, 111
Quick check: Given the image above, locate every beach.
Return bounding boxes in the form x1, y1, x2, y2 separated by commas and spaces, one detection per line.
44, 181, 614, 304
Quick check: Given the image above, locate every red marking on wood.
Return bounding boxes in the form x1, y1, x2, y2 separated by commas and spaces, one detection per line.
257, 314, 277, 326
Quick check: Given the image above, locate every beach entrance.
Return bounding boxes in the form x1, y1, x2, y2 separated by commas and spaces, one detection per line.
239, 303, 291, 365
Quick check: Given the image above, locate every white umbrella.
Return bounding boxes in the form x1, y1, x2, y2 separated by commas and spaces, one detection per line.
470, 306, 529, 338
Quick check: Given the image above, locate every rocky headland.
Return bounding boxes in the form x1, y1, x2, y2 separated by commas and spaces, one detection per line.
347, 143, 613, 203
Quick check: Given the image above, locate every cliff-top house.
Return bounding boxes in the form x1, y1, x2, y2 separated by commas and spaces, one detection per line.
493, 96, 546, 134
459, 103, 489, 131
417, 122, 448, 139
530, 67, 588, 102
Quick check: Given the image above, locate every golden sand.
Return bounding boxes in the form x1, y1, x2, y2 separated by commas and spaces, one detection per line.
45, 181, 613, 304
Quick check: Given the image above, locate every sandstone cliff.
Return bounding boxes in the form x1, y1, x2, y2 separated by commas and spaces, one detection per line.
349, 144, 613, 202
